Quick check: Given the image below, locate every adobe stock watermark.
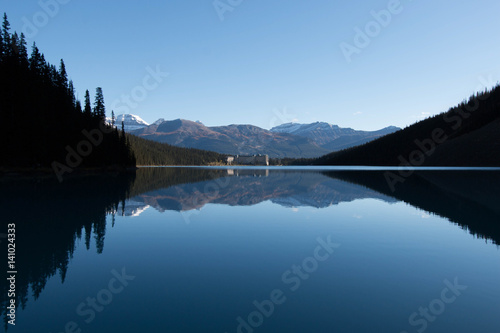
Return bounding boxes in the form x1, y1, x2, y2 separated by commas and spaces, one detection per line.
213, 0, 244, 21
51, 120, 114, 183
339, 0, 413, 63
400, 277, 467, 333
268, 107, 298, 130
50, 267, 135, 333
22, 0, 72, 39
110, 65, 169, 114
384, 75, 496, 192
224, 236, 340, 333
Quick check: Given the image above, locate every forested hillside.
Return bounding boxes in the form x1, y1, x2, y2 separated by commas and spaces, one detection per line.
127, 133, 226, 166
314, 85, 500, 166
0, 12, 225, 172
0, 13, 135, 172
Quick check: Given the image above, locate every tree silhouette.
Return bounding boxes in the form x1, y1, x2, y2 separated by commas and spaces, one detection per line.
93, 87, 105, 120
18, 33, 28, 63
58, 59, 67, 88
0, 12, 135, 169
84, 89, 92, 118
2, 13, 10, 57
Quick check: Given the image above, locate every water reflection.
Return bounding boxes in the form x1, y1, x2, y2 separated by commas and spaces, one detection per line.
325, 170, 500, 245
0, 173, 135, 330
123, 168, 395, 214
124, 168, 500, 245
1, 167, 500, 330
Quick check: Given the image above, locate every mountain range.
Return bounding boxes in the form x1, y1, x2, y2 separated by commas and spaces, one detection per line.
110, 114, 400, 158
119, 169, 396, 215
271, 122, 400, 151
117, 167, 500, 246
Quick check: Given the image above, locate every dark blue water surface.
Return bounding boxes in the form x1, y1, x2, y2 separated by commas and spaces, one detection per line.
1, 167, 499, 333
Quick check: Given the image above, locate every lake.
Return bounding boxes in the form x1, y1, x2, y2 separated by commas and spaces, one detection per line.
1, 167, 500, 333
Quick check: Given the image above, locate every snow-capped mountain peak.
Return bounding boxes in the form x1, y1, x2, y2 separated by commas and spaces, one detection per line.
270, 121, 400, 149
152, 118, 165, 126
270, 122, 304, 134
106, 114, 150, 132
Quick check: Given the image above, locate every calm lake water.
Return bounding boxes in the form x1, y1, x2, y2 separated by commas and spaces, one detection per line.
1, 167, 500, 333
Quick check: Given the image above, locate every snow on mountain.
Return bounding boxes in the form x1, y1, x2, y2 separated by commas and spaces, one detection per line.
152, 118, 165, 126
118, 199, 150, 217
270, 122, 305, 134
105, 114, 399, 156
271, 122, 354, 146
131, 119, 330, 158
271, 122, 400, 151
271, 122, 345, 136
106, 114, 150, 132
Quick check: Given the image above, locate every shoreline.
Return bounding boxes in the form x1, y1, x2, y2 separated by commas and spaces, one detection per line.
3, 165, 500, 180
0, 165, 138, 180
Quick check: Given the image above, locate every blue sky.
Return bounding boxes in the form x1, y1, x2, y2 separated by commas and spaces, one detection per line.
3, 0, 500, 130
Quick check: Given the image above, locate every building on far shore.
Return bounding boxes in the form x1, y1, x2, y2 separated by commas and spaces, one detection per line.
227, 154, 269, 166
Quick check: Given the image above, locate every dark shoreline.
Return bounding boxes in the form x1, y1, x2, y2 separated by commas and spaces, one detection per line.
0, 165, 138, 181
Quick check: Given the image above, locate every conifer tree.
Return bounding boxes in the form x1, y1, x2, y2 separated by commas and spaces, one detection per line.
121, 121, 126, 145
84, 89, 92, 117
58, 59, 68, 88
29, 43, 43, 74
75, 100, 82, 113
10, 32, 19, 58
68, 80, 76, 106
93, 87, 105, 120
18, 33, 28, 64
2, 13, 10, 57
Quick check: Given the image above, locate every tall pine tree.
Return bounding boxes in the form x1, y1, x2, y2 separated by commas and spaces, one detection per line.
18, 33, 28, 63
2, 13, 10, 58
58, 59, 68, 88
29, 43, 44, 74
93, 87, 105, 120
84, 89, 92, 117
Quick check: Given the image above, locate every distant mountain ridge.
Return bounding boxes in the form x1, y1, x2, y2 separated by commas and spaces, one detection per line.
121, 170, 396, 214
114, 114, 400, 158
131, 118, 329, 158
271, 122, 400, 151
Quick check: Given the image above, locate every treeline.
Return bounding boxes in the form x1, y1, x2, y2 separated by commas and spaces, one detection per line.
313, 84, 500, 166
128, 167, 228, 198
127, 133, 227, 166
0, 13, 135, 170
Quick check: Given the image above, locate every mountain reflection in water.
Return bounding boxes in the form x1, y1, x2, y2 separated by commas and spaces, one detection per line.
122, 167, 500, 246
1, 167, 500, 330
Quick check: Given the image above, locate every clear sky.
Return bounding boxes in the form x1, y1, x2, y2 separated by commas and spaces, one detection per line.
2, 0, 500, 130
